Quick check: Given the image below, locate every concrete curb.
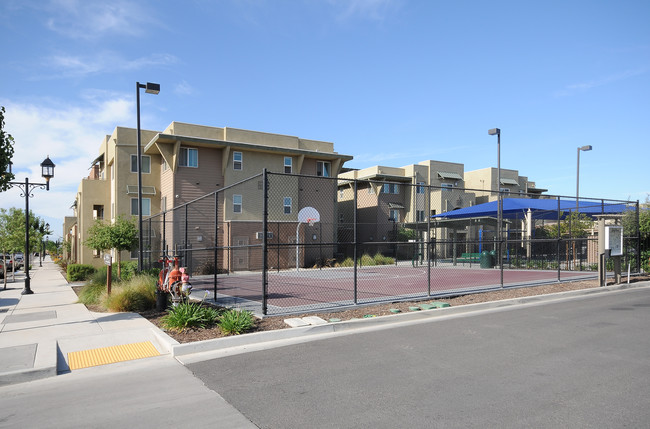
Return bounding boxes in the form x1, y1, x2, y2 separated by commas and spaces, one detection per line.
172, 281, 650, 361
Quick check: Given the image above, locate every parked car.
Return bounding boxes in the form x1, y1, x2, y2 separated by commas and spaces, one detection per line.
1, 255, 13, 272
0, 259, 4, 278
14, 253, 24, 269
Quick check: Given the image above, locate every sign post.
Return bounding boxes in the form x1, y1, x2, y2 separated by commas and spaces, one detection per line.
104, 254, 112, 295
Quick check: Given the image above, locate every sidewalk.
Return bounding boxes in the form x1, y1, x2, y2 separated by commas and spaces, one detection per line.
0, 257, 178, 386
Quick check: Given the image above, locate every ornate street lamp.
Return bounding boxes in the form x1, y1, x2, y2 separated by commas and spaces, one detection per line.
6, 156, 55, 294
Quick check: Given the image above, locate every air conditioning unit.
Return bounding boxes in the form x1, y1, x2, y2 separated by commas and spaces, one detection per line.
256, 231, 273, 240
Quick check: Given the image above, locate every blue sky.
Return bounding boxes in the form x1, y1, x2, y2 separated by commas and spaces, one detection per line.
1, 0, 649, 239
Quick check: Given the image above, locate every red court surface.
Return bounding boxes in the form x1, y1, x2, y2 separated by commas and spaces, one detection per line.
190, 265, 595, 315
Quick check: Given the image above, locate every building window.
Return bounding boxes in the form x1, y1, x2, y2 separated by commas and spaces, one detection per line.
161, 196, 167, 212
417, 182, 425, 194
131, 198, 151, 216
233, 194, 242, 213
500, 187, 510, 193
383, 183, 400, 194
283, 197, 292, 214
284, 157, 292, 174
441, 183, 453, 190
316, 161, 331, 177
416, 210, 425, 222
389, 209, 399, 222
179, 147, 198, 167
93, 205, 104, 220
368, 185, 375, 194
162, 158, 167, 171
131, 155, 151, 173
233, 152, 242, 170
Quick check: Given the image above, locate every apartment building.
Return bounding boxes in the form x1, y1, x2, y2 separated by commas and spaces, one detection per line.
66, 122, 352, 269
337, 160, 478, 257
464, 167, 547, 203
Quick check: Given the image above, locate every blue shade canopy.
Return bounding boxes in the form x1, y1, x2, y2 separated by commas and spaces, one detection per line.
433, 198, 630, 221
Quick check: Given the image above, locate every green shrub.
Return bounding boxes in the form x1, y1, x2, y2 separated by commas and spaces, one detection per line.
77, 282, 106, 306
373, 253, 394, 265
103, 275, 156, 312
359, 254, 375, 266
218, 309, 255, 335
161, 301, 220, 331
338, 257, 354, 267
67, 264, 97, 282
119, 261, 138, 281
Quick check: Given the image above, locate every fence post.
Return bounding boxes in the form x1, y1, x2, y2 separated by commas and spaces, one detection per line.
557, 196, 561, 281
148, 217, 152, 270
353, 179, 358, 304
427, 183, 431, 296
214, 191, 219, 302
262, 169, 269, 315
636, 200, 641, 274
162, 211, 166, 261
184, 204, 188, 267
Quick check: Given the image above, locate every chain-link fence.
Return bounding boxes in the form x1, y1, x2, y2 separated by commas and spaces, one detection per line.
143, 170, 641, 315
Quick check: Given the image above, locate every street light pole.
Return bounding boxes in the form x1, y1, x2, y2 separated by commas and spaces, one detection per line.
576, 145, 592, 211
136, 81, 160, 272
6, 157, 55, 294
488, 128, 501, 262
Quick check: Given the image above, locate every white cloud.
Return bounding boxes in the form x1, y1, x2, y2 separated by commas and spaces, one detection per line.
0, 94, 137, 237
554, 67, 648, 97
330, 0, 400, 21
174, 80, 194, 96
44, 0, 160, 40
43, 52, 178, 79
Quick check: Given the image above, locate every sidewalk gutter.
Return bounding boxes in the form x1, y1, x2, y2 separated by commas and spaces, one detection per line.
173, 281, 650, 364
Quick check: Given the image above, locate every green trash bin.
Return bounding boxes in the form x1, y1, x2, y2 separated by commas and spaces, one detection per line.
480, 251, 493, 268
489, 250, 497, 267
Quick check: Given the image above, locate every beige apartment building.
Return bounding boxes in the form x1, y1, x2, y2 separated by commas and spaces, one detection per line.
66, 122, 352, 270
337, 160, 478, 257
464, 167, 547, 203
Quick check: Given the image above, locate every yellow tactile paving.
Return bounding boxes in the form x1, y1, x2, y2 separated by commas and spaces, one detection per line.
67, 341, 160, 370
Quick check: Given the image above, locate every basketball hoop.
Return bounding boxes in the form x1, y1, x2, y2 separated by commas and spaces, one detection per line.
306, 218, 316, 227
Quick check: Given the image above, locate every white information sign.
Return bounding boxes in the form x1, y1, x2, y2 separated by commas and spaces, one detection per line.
104, 254, 112, 266
605, 226, 623, 257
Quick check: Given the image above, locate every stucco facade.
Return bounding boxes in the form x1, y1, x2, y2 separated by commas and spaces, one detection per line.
67, 122, 352, 270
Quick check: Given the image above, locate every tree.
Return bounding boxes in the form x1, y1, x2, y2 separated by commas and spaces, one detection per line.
0, 106, 16, 191
84, 216, 138, 278
545, 212, 594, 238
110, 216, 139, 277
0, 207, 49, 285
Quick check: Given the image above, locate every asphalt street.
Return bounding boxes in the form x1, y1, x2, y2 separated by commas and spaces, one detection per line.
188, 287, 650, 429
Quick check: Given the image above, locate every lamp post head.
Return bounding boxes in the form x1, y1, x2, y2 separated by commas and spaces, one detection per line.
40, 156, 55, 182
488, 128, 500, 136
144, 82, 160, 94
579, 145, 592, 152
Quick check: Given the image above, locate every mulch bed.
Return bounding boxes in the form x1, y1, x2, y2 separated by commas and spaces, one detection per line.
72, 275, 650, 344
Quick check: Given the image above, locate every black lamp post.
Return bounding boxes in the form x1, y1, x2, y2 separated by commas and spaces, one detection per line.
488, 128, 503, 284
136, 81, 160, 272
6, 156, 55, 294
576, 145, 592, 212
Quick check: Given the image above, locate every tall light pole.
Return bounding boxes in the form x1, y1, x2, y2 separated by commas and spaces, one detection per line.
136, 82, 160, 271
488, 128, 501, 270
576, 145, 592, 211
6, 156, 55, 294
